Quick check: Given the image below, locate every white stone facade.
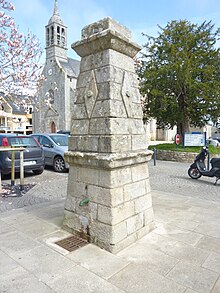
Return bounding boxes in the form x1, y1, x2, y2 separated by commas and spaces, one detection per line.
33, 1, 79, 133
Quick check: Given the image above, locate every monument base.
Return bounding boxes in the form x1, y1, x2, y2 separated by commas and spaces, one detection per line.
63, 150, 155, 253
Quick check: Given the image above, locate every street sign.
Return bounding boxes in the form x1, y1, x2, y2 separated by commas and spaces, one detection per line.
175, 134, 181, 145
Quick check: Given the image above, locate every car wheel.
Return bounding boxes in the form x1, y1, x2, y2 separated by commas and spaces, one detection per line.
188, 167, 202, 179
53, 156, 66, 172
32, 169, 44, 175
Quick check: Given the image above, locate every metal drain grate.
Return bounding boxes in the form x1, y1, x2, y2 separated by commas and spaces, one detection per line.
55, 235, 88, 252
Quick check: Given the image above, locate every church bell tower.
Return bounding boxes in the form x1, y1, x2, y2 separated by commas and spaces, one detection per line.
45, 0, 67, 61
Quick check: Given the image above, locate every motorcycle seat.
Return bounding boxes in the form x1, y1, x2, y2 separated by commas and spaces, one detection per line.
211, 158, 220, 164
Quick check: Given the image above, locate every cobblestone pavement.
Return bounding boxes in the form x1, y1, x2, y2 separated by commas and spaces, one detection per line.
0, 168, 68, 213
148, 159, 220, 202
1, 159, 220, 213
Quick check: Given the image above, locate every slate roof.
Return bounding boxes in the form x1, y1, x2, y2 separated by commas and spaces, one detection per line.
0, 92, 27, 115
59, 57, 80, 78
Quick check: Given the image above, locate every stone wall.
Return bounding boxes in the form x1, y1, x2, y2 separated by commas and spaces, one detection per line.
155, 150, 220, 163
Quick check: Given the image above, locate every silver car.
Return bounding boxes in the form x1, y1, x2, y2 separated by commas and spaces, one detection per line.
30, 133, 69, 172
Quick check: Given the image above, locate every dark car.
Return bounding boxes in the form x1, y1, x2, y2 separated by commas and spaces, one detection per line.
30, 133, 69, 172
57, 130, 70, 135
0, 134, 45, 176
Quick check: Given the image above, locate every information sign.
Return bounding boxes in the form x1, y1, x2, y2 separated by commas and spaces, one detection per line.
184, 133, 206, 147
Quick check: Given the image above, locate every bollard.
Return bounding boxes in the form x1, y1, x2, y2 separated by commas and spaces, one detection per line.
11, 146, 15, 186
20, 150, 24, 191
0, 171, 2, 194
153, 148, 157, 166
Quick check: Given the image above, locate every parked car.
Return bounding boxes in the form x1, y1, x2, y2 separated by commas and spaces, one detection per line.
30, 133, 69, 172
57, 130, 70, 135
0, 134, 45, 176
206, 138, 220, 147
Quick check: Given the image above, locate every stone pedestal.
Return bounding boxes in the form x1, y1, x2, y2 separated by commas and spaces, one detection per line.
63, 17, 155, 253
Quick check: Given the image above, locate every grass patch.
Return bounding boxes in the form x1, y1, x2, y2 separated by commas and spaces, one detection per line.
148, 143, 220, 155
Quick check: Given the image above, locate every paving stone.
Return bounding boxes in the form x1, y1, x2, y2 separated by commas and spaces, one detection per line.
0, 266, 54, 293
138, 231, 178, 251
67, 244, 129, 279
189, 206, 220, 219
154, 223, 204, 246
47, 265, 125, 293
153, 205, 196, 224
202, 252, 220, 273
211, 276, 220, 293
10, 218, 59, 239
1, 212, 38, 225
194, 221, 220, 239
145, 234, 210, 266
0, 219, 16, 234
0, 250, 19, 275
167, 260, 219, 293
167, 219, 200, 231
117, 242, 179, 276
195, 235, 220, 254
13, 245, 76, 283
109, 262, 186, 293
0, 231, 41, 257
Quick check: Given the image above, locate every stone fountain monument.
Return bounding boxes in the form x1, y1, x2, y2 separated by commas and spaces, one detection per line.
63, 17, 155, 253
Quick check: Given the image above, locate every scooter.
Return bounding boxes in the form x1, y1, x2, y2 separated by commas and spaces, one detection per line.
188, 145, 220, 185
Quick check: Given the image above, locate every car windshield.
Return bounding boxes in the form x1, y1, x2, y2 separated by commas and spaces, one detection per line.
8, 137, 39, 147
50, 135, 68, 146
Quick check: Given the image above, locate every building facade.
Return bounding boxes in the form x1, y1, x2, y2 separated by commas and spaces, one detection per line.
0, 92, 33, 134
33, 0, 80, 133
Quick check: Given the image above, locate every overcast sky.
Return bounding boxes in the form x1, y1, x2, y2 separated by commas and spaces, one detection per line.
8, 0, 220, 61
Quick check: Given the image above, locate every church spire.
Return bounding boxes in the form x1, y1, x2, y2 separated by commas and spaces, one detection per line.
53, 0, 59, 16
48, 0, 63, 25
45, 0, 67, 60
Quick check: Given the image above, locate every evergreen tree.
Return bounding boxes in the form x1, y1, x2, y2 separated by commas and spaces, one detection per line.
139, 20, 220, 137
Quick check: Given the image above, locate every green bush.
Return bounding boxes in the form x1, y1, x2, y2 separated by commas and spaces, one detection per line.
148, 143, 220, 155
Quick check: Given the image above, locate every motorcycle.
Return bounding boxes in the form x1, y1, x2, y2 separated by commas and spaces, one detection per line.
188, 145, 220, 185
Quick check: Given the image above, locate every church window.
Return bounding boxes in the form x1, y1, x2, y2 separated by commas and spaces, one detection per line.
57, 26, 60, 45
48, 89, 54, 104
61, 28, 65, 47
50, 26, 54, 45
46, 28, 50, 46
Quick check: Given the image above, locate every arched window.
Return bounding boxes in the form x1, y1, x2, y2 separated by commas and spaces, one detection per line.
51, 26, 54, 45
46, 28, 50, 46
57, 26, 60, 45
61, 28, 65, 47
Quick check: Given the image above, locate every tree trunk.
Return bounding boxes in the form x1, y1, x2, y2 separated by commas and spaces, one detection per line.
177, 93, 190, 139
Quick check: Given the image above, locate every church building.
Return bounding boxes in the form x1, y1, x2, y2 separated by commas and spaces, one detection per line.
33, 0, 80, 133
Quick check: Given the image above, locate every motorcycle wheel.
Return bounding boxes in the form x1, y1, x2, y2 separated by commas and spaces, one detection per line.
188, 167, 202, 179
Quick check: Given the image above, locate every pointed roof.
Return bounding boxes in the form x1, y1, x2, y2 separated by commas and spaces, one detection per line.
48, 0, 64, 25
